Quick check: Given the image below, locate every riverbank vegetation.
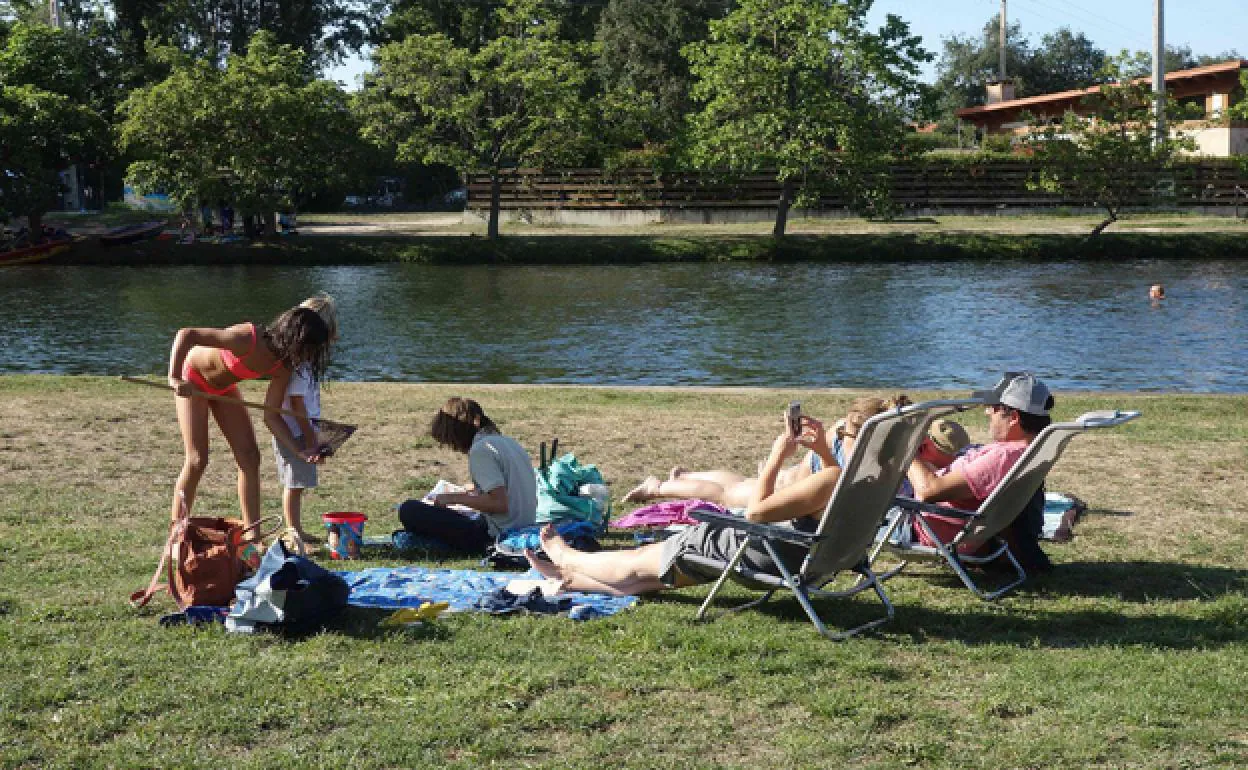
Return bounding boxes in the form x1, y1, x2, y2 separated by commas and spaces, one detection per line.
1, 376, 1245, 766
58, 229, 1248, 265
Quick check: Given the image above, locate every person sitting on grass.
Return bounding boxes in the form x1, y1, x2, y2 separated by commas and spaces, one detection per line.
397, 397, 537, 554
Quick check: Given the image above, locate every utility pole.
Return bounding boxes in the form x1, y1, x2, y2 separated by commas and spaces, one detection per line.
999, 0, 1008, 80
48, 0, 60, 27
1153, 0, 1166, 144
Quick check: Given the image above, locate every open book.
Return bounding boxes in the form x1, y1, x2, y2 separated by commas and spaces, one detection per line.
425, 479, 482, 519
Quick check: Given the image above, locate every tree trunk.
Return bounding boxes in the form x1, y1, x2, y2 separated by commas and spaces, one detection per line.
1089, 210, 1118, 237
488, 174, 502, 240
773, 178, 793, 238
27, 212, 44, 244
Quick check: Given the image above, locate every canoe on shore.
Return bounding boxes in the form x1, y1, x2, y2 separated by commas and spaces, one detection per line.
99, 221, 166, 247
0, 238, 72, 266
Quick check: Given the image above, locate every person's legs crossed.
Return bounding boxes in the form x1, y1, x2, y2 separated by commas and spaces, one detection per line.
398, 499, 491, 552
527, 526, 678, 595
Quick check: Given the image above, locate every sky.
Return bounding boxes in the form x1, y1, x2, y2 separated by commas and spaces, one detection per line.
324, 0, 1248, 89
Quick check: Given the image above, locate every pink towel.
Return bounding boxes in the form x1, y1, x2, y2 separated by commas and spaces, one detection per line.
611, 499, 727, 529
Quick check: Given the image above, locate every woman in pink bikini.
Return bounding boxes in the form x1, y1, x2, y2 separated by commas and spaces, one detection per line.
166, 302, 334, 531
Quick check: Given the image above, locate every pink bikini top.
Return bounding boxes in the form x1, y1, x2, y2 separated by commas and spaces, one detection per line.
220, 322, 285, 380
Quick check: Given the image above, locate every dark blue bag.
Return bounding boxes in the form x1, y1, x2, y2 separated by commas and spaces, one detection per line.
226, 540, 349, 633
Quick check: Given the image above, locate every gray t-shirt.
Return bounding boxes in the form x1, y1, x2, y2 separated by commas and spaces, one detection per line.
468, 430, 537, 537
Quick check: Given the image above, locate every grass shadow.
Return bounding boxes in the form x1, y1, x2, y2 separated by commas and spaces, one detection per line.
1028, 560, 1248, 602
648, 561, 1248, 650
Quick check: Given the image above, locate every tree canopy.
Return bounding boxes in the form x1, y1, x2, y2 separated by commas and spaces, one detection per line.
683, 0, 929, 237
361, 0, 594, 238
593, 0, 721, 167
0, 22, 110, 232
120, 31, 364, 227
932, 15, 1107, 127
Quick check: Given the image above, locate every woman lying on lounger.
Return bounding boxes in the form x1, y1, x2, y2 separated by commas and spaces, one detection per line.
621, 395, 910, 508
527, 398, 909, 596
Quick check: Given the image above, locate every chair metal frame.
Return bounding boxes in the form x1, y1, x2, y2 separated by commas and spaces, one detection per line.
872, 409, 1141, 600
686, 398, 983, 640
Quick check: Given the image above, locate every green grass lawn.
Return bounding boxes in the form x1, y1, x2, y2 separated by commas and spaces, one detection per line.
1, 377, 1245, 768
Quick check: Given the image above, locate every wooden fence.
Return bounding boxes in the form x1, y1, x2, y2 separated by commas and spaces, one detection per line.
466, 161, 1248, 212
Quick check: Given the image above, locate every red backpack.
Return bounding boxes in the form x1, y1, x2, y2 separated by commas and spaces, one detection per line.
131, 495, 270, 610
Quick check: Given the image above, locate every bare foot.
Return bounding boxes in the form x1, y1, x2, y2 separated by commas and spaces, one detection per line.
623, 476, 661, 502
524, 548, 566, 585
668, 466, 688, 481
538, 523, 575, 566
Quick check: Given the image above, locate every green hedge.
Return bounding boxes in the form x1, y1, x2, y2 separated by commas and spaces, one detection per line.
59, 231, 1248, 265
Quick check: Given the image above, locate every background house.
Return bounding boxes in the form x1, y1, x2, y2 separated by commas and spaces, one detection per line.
956, 59, 1248, 156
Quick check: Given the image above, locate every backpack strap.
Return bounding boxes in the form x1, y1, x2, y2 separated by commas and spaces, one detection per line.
130, 493, 191, 609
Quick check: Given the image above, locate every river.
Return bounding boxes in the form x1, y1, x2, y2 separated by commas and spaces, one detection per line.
2, 260, 1244, 391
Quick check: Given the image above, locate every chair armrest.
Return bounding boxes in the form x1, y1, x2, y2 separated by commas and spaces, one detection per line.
688, 507, 820, 547
893, 496, 981, 520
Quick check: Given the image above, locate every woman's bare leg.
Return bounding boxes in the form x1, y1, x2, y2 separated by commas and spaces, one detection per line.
526, 525, 670, 596
172, 395, 211, 520
672, 470, 747, 487
623, 471, 745, 505
210, 398, 262, 530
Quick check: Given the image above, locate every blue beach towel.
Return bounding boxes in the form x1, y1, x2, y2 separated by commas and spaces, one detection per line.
334, 567, 637, 619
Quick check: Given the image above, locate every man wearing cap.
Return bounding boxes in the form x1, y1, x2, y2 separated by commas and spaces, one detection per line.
905, 372, 1055, 557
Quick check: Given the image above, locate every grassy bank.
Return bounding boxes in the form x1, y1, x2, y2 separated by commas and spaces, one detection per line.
56, 230, 1248, 265
1, 376, 1246, 767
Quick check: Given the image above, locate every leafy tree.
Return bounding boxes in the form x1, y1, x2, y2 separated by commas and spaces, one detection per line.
375, 0, 603, 48
110, 0, 368, 72
1024, 57, 1196, 237
593, 0, 720, 167
932, 15, 1107, 127
120, 32, 365, 233
1026, 28, 1107, 96
0, 22, 110, 234
683, 0, 929, 237
361, 0, 594, 239
1228, 72, 1248, 122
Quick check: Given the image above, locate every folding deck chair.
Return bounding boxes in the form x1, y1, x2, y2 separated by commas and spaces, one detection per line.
685, 397, 982, 640
872, 409, 1141, 600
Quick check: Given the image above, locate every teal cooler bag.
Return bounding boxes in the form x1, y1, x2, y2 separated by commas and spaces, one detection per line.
534, 449, 608, 531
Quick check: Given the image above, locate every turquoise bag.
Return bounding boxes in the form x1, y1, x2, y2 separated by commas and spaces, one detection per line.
534, 440, 609, 530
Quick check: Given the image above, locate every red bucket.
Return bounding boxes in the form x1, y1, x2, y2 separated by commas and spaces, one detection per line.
322, 512, 367, 560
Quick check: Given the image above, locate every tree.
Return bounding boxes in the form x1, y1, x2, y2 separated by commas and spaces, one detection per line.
0, 22, 110, 234
361, 0, 594, 239
683, 0, 929, 237
1026, 28, 1107, 96
110, 0, 369, 72
120, 32, 365, 233
1024, 57, 1196, 237
932, 16, 1107, 128
593, 0, 720, 167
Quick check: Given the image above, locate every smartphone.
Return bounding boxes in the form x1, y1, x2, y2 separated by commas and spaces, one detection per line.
786, 401, 802, 437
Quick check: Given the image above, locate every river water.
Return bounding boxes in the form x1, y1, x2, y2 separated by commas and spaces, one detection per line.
1, 260, 1244, 391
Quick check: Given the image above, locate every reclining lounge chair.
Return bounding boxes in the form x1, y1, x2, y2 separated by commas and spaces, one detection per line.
686, 397, 982, 640
872, 409, 1141, 600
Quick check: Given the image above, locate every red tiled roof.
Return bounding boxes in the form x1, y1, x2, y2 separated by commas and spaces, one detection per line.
956, 59, 1248, 118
